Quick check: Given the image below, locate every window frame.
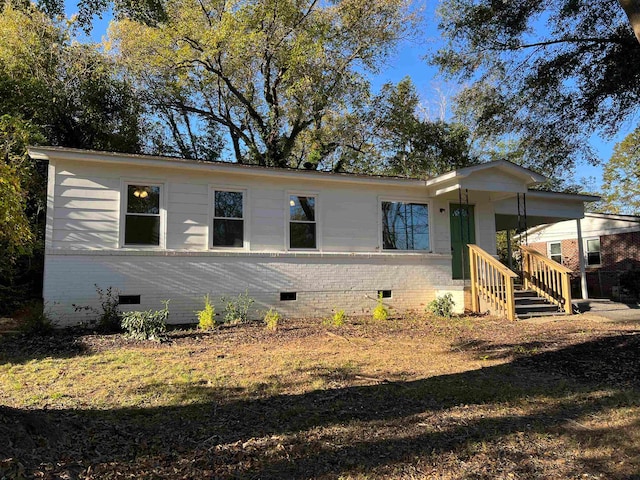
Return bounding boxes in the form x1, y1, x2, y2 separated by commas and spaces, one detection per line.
286, 191, 320, 251
120, 179, 166, 249
547, 241, 562, 264
209, 186, 249, 251
378, 197, 432, 253
585, 236, 602, 267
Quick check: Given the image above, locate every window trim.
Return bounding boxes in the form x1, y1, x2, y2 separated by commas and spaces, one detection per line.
547, 241, 562, 264
209, 185, 250, 251
286, 191, 320, 251
119, 179, 166, 249
378, 196, 433, 253
584, 236, 602, 267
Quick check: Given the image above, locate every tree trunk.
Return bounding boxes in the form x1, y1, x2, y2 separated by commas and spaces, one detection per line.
619, 0, 640, 43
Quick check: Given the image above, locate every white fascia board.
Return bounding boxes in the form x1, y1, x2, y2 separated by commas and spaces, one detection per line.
28, 146, 427, 189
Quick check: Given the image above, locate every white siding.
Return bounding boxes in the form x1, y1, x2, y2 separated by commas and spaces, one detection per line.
527, 214, 640, 243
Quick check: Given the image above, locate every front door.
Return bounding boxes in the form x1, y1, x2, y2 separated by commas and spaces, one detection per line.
450, 204, 476, 280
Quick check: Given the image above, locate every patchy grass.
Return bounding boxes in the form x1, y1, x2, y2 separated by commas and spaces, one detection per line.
1, 314, 639, 479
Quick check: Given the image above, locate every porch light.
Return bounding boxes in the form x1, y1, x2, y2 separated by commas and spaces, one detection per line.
133, 188, 149, 199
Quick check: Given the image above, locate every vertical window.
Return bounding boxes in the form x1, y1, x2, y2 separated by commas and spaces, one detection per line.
381, 201, 429, 251
125, 185, 161, 246
548, 242, 562, 263
586, 238, 601, 266
289, 195, 316, 249
213, 190, 244, 247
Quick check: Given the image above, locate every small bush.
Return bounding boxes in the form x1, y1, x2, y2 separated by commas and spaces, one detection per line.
18, 301, 53, 335
263, 308, 280, 331
220, 291, 254, 324
620, 270, 640, 299
428, 293, 455, 318
323, 309, 347, 327
121, 300, 169, 341
197, 294, 216, 330
73, 285, 121, 332
372, 293, 388, 321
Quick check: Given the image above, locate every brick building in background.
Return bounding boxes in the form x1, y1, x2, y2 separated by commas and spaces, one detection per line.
523, 213, 640, 299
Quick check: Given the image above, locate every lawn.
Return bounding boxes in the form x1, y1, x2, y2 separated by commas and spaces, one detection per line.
1, 314, 639, 479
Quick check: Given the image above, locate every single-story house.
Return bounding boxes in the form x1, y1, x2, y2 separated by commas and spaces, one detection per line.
522, 213, 640, 299
28, 146, 598, 325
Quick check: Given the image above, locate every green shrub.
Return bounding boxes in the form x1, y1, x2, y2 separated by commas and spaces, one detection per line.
323, 308, 347, 327
372, 293, 388, 321
620, 270, 640, 299
220, 291, 254, 324
73, 285, 121, 332
19, 301, 53, 335
427, 293, 455, 318
121, 300, 169, 341
196, 294, 216, 330
263, 308, 280, 331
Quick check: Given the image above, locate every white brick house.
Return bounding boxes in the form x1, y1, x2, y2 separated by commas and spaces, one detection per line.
29, 147, 597, 325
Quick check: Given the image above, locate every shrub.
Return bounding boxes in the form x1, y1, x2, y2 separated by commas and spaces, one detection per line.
372, 293, 388, 321
620, 270, 640, 299
196, 294, 216, 330
323, 308, 346, 327
18, 301, 53, 335
73, 285, 121, 332
428, 293, 455, 318
121, 300, 169, 341
220, 291, 254, 324
263, 308, 280, 331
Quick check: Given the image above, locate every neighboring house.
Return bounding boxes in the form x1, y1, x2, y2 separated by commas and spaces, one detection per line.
28, 147, 598, 325
522, 213, 640, 298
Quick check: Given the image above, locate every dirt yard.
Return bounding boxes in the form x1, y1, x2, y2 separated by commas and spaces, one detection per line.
1, 313, 639, 479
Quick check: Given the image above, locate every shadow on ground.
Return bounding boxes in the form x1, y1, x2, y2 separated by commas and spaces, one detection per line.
2, 335, 640, 478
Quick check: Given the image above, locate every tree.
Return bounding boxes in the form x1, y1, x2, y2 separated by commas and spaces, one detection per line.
373, 77, 477, 177
601, 126, 640, 215
110, 0, 416, 167
433, 0, 640, 177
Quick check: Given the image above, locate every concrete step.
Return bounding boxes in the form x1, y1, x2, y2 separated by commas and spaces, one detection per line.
516, 303, 560, 314
515, 297, 550, 305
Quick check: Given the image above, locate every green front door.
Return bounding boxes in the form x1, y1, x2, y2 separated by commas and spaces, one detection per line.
450, 204, 476, 280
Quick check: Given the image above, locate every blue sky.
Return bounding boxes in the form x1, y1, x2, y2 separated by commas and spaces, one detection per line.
65, 0, 615, 191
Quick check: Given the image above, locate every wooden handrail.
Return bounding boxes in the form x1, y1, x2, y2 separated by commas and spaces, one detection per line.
520, 245, 573, 314
468, 244, 519, 321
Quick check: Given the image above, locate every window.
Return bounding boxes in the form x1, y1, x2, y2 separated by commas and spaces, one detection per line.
124, 184, 161, 246
381, 201, 429, 251
289, 195, 316, 249
586, 238, 601, 266
213, 190, 244, 247
548, 242, 562, 263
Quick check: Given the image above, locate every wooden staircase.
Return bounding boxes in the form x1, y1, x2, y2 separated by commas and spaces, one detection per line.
468, 244, 573, 321
514, 288, 564, 319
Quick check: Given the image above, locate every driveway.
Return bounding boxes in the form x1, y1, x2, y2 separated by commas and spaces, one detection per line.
573, 299, 640, 322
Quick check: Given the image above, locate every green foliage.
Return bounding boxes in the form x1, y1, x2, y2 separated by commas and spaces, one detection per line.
263, 308, 281, 331
602, 126, 640, 215
18, 301, 53, 335
220, 291, 255, 324
121, 300, 169, 341
433, 0, 640, 176
372, 293, 389, 322
73, 285, 122, 332
332, 309, 346, 327
620, 270, 640, 299
373, 77, 477, 178
196, 294, 216, 330
111, 0, 416, 167
427, 293, 455, 319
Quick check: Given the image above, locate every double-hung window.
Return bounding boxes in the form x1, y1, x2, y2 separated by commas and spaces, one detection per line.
289, 195, 316, 249
381, 201, 429, 251
212, 190, 245, 248
124, 184, 162, 246
586, 238, 601, 266
548, 242, 562, 263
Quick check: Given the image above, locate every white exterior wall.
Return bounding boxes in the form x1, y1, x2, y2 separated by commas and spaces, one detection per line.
44, 158, 465, 325
526, 214, 640, 243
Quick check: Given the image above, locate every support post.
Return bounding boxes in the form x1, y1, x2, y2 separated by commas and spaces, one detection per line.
469, 246, 479, 312
506, 229, 513, 271
576, 218, 588, 300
